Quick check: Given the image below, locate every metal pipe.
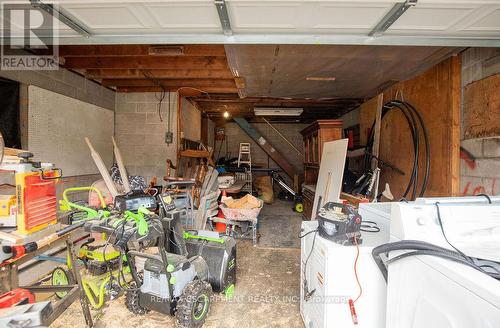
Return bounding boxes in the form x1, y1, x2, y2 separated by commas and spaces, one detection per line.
261, 118, 303, 156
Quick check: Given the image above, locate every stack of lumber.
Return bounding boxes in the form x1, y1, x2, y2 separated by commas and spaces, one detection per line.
1, 148, 27, 165
223, 194, 261, 209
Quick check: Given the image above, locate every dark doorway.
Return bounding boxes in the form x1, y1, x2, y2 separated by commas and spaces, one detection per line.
0, 78, 20, 148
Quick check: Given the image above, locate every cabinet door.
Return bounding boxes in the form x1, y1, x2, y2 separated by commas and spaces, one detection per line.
304, 138, 310, 163
312, 132, 319, 164
308, 136, 314, 163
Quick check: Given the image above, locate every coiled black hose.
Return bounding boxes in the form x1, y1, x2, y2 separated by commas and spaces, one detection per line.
364, 100, 430, 200
372, 240, 499, 282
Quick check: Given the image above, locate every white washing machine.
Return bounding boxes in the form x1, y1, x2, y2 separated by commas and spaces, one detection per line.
386, 200, 500, 328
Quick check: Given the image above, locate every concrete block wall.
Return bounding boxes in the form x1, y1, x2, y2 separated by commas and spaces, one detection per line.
115, 92, 178, 184
340, 107, 360, 129
460, 137, 500, 196
460, 48, 500, 196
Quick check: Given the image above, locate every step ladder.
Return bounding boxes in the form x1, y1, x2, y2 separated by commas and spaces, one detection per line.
237, 143, 253, 193
237, 143, 252, 170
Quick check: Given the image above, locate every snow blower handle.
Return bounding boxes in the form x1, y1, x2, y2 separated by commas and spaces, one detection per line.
123, 205, 152, 236
59, 186, 110, 221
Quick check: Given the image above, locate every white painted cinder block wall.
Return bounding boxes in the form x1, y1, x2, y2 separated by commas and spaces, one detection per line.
114, 92, 178, 184
459, 48, 500, 196
114, 93, 203, 183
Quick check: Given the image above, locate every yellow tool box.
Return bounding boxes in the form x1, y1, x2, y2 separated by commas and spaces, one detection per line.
0, 152, 60, 235
0, 194, 16, 227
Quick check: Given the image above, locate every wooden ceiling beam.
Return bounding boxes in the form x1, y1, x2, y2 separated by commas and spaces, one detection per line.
63, 56, 229, 70
85, 69, 234, 79
102, 78, 236, 88
115, 86, 238, 94
192, 97, 362, 105
58, 45, 227, 57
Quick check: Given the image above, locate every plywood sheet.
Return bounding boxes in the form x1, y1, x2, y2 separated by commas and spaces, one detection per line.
312, 139, 348, 217
463, 73, 500, 139
225, 44, 458, 99
359, 56, 461, 198
28, 86, 114, 177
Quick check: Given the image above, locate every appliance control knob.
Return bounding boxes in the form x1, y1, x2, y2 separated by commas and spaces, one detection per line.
416, 216, 426, 226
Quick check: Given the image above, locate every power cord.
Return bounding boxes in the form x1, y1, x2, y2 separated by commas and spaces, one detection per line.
299, 228, 318, 301
360, 221, 380, 233
349, 235, 362, 325
476, 193, 492, 204
434, 202, 472, 263
352, 235, 362, 302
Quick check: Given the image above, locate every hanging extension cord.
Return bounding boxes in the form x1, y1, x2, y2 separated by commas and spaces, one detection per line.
348, 235, 362, 325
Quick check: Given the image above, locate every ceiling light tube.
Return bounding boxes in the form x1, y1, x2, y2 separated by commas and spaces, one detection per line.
369, 0, 417, 37
254, 108, 303, 117
30, 0, 92, 38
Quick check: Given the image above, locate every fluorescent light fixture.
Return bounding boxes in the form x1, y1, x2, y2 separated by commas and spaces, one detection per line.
30, 0, 92, 38
369, 0, 417, 37
254, 108, 303, 117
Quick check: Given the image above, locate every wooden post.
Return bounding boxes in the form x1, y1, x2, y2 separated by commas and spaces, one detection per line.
372, 93, 384, 170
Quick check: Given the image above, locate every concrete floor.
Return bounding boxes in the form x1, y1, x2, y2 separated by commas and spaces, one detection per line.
258, 199, 303, 248
52, 201, 304, 328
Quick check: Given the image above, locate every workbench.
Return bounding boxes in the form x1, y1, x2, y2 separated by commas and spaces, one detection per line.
0, 228, 93, 327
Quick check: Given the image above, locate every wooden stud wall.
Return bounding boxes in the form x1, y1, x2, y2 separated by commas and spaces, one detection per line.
359, 56, 461, 198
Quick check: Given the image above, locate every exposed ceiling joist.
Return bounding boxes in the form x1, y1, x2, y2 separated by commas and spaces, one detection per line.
101, 78, 236, 88
57, 44, 238, 98
62, 56, 229, 70
193, 96, 363, 122
85, 69, 234, 80
57, 45, 227, 57
193, 97, 362, 106
116, 86, 238, 94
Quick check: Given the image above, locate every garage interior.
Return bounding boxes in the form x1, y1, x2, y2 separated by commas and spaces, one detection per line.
0, 1, 499, 327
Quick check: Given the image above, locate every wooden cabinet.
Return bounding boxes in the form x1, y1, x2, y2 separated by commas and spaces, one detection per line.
300, 120, 343, 220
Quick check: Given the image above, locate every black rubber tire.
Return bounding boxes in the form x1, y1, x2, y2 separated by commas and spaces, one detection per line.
176, 280, 212, 328
125, 283, 149, 315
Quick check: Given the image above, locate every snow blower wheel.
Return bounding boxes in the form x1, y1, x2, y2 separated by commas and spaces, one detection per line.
125, 283, 149, 315
176, 280, 212, 328
295, 202, 304, 213
51, 267, 74, 299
